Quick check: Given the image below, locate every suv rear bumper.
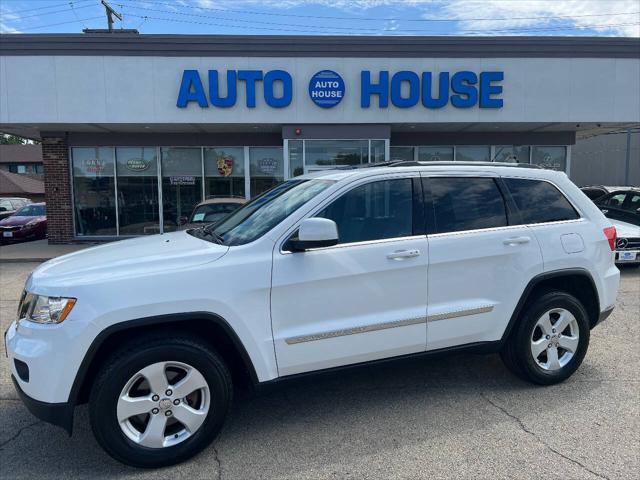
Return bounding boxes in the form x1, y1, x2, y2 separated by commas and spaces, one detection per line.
595, 305, 615, 326
11, 375, 74, 435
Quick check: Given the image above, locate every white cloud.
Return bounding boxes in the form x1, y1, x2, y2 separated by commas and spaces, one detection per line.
439, 0, 640, 37
0, 22, 21, 33
185, 0, 639, 36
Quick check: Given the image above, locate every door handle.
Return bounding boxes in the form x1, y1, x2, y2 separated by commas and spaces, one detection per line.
502, 236, 531, 246
387, 249, 421, 260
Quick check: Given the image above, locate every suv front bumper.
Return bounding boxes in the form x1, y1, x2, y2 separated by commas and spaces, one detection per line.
11, 375, 74, 435
5, 318, 87, 434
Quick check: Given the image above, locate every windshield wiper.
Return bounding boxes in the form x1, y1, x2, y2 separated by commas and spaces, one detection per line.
199, 226, 224, 244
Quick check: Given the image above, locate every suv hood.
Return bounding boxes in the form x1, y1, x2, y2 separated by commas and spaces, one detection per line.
29, 231, 229, 289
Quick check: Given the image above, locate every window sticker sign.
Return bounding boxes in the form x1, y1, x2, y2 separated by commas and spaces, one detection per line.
126, 158, 150, 172
258, 157, 278, 175
217, 155, 234, 177
85, 158, 106, 174
169, 175, 196, 185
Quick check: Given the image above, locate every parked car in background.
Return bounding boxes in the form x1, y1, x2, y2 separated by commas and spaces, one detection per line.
0, 202, 46, 244
580, 185, 635, 201
608, 218, 640, 266
0, 197, 31, 220
181, 196, 246, 229
582, 187, 640, 266
7, 163, 620, 467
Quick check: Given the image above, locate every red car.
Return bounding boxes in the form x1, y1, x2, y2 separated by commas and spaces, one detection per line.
0, 202, 47, 244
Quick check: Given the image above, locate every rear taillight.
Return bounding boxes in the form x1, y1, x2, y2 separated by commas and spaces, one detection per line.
603, 226, 617, 251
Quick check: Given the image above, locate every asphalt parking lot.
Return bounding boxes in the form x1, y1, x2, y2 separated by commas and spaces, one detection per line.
0, 261, 638, 480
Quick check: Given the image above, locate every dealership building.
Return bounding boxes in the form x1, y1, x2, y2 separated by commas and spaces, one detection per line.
0, 34, 639, 243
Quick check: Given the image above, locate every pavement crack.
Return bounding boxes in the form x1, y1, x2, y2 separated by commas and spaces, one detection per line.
481, 393, 610, 480
0, 420, 43, 450
212, 443, 223, 480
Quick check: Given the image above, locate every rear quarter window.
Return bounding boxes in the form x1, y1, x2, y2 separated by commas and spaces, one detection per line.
504, 178, 579, 224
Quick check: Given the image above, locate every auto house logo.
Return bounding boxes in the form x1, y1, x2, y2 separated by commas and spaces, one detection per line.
308, 70, 345, 108
125, 157, 150, 172
616, 238, 628, 249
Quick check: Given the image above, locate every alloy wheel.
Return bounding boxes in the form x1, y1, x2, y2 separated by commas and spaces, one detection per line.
116, 361, 210, 448
530, 308, 580, 371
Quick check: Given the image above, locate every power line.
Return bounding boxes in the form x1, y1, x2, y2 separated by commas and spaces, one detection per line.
117, 3, 640, 34
3, 3, 95, 21
19, 16, 104, 31
122, 11, 639, 35
0, 0, 93, 15
119, 0, 640, 24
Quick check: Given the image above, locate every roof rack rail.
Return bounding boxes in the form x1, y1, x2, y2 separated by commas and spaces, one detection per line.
334, 161, 543, 170
385, 161, 542, 169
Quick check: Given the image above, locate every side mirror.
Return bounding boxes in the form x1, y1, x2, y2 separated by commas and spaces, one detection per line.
288, 218, 339, 252
0, 207, 6, 212
178, 216, 189, 226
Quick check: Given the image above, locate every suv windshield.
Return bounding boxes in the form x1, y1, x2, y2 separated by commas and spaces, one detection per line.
195, 179, 334, 246
15, 204, 45, 216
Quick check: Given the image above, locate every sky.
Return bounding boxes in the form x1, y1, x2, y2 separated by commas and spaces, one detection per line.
0, 0, 639, 37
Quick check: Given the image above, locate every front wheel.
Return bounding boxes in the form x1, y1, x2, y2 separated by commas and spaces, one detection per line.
89, 335, 232, 468
501, 292, 590, 385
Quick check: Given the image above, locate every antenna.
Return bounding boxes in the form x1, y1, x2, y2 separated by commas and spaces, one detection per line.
101, 0, 122, 32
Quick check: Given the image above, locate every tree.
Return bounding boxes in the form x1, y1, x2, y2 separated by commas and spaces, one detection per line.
1, 133, 29, 145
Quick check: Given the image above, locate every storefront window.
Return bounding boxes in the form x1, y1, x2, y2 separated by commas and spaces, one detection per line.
161, 147, 203, 231
204, 147, 245, 199
370, 140, 386, 163
494, 145, 530, 163
532, 146, 567, 171
305, 140, 368, 170
72, 147, 117, 236
456, 146, 490, 162
418, 146, 454, 162
249, 147, 284, 196
390, 146, 414, 162
288, 140, 304, 177
116, 147, 159, 235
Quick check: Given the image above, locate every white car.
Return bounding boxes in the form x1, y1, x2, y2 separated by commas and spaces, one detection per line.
610, 218, 640, 265
6, 162, 620, 467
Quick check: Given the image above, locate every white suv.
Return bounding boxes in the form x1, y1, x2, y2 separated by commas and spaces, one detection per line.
6, 163, 620, 467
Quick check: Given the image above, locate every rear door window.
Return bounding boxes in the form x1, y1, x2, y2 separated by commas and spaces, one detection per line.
504, 178, 579, 224
427, 177, 507, 234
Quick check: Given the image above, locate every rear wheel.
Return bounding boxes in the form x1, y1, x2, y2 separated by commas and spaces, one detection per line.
89, 335, 232, 468
501, 292, 590, 385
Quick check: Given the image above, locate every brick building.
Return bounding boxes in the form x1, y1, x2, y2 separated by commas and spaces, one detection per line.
0, 34, 639, 243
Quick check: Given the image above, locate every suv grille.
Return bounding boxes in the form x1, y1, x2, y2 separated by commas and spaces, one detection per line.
616, 237, 640, 250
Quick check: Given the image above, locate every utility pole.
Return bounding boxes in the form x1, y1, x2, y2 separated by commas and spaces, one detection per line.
83, 0, 139, 34
101, 0, 122, 33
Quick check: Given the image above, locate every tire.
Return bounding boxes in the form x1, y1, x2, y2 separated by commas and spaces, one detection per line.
500, 291, 590, 385
89, 334, 232, 468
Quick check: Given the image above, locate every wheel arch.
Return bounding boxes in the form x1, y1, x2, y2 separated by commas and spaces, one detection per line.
500, 268, 601, 344
70, 312, 259, 406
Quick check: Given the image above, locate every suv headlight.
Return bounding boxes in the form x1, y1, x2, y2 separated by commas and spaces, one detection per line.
18, 293, 76, 324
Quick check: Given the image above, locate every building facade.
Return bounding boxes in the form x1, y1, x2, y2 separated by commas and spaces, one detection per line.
0, 34, 639, 243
